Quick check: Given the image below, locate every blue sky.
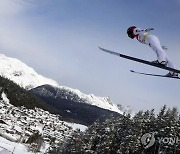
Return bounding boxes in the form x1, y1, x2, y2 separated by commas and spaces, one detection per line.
0, 0, 180, 113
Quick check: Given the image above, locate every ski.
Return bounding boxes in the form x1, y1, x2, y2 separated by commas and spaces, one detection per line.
99, 47, 180, 74
130, 70, 180, 79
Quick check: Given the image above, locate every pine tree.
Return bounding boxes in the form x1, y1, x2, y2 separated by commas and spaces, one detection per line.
52, 105, 180, 154
27, 131, 44, 153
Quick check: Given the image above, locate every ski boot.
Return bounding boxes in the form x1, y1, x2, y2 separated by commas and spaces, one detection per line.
151, 60, 167, 67
165, 72, 179, 77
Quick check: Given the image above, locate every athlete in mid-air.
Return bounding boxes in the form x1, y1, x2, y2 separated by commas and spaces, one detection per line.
127, 26, 178, 77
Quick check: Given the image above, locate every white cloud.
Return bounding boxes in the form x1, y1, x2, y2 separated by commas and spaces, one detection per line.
0, 0, 35, 18
0, 0, 22, 16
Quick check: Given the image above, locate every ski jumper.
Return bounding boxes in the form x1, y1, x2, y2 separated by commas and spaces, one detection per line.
133, 28, 175, 70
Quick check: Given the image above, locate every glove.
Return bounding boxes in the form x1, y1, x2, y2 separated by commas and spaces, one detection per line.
162, 46, 168, 50
144, 28, 154, 32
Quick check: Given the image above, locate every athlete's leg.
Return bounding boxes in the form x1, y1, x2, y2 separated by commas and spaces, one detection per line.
147, 35, 178, 77
147, 35, 167, 63
166, 56, 175, 69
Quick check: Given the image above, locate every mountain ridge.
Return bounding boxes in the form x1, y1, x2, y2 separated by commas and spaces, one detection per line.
30, 84, 121, 125
0, 54, 131, 114
0, 54, 59, 90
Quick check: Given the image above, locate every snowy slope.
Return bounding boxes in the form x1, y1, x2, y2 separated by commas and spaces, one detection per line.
57, 86, 122, 114
0, 54, 59, 90
0, 92, 87, 153
0, 137, 30, 154
0, 54, 131, 114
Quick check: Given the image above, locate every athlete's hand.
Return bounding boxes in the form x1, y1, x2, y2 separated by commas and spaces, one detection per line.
145, 28, 154, 32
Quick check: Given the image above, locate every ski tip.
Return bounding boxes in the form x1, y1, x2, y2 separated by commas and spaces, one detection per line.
130, 70, 135, 73
98, 46, 103, 50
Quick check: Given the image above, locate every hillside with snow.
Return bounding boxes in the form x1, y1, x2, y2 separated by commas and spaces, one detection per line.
0, 54, 132, 115
0, 91, 87, 153
34, 85, 122, 114
0, 54, 59, 90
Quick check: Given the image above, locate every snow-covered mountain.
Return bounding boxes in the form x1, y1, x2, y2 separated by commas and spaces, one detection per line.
0, 54, 59, 90
0, 54, 132, 115
52, 85, 121, 114
30, 84, 121, 125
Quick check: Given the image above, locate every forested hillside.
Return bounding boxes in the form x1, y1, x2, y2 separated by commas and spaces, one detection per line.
47, 105, 180, 154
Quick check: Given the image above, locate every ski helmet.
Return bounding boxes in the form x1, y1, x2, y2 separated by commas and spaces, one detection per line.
127, 26, 136, 39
